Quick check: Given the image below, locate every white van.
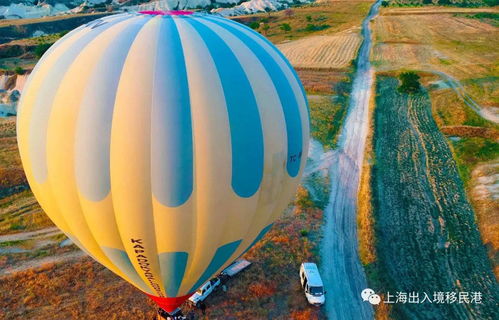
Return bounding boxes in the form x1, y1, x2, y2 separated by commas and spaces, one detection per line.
299, 262, 325, 306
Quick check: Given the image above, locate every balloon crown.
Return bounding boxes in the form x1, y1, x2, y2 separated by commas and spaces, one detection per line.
138, 10, 194, 16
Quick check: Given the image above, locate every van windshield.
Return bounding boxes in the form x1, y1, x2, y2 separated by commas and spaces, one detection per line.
309, 286, 324, 295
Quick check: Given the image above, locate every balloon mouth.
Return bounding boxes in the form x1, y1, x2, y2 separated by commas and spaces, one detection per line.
138, 10, 194, 16
146, 293, 194, 313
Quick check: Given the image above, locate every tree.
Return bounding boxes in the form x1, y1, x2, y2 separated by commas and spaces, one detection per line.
306, 15, 312, 22
249, 21, 260, 29
14, 66, 23, 75
381, 0, 390, 6
398, 71, 421, 94
305, 24, 316, 31
280, 23, 291, 33
34, 43, 51, 59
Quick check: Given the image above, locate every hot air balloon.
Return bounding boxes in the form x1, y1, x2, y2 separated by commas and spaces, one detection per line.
16, 10, 309, 316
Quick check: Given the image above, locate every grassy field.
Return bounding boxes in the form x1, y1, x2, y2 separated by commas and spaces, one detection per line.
306, 70, 353, 149
235, 1, 374, 43
372, 6, 499, 109
369, 76, 498, 319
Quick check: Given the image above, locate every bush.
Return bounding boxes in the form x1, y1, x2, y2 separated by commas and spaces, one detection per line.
304, 24, 330, 32
14, 66, 23, 75
249, 21, 260, 29
280, 23, 291, 32
300, 229, 309, 237
306, 15, 312, 22
34, 43, 52, 59
398, 71, 421, 94
294, 186, 314, 210
262, 24, 270, 35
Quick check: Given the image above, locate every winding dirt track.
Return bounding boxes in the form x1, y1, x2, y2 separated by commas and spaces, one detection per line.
431, 71, 499, 124
320, 1, 381, 319
0, 227, 60, 243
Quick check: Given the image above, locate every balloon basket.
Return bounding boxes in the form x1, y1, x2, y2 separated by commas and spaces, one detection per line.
157, 307, 185, 320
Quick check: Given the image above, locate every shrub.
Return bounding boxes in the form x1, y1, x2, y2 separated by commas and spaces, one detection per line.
304, 24, 330, 32
14, 66, 23, 75
294, 186, 314, 210
306, 15, 312, 22
34, 43, 52, 59
280, 23, 292, 32
300, 229, 309, 237
249, 21, 260, 29
262, 24, 270, 35
398, 71, 421, 94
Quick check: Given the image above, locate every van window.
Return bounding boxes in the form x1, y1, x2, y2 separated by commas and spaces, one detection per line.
309, 286, 324, 295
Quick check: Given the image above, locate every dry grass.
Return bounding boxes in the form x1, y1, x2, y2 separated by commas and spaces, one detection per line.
0, 12, 109, 27
357, 82, 376, 267
0, 118, 53, 234
470, 161, 499, 281
429, 88, 496, 128
380, 6, 499, 15
0, 118, 21, 169
277, 32, 361, 69
296, 69, 350, 94
440, 125, 499, 139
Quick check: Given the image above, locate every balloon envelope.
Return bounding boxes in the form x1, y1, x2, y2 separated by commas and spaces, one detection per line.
17, 11, 309, 312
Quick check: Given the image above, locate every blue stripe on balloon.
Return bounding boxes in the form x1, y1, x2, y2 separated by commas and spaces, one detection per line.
151, 16, 193, 207
188, 239, 242, 293
184, 17, 264, 198
76, 17, 148, 202
204, 16, 303, 177
240, 22, 310, 122
29, 14, 136, 184
102, 247, 152, 294
158, 251, 188, 297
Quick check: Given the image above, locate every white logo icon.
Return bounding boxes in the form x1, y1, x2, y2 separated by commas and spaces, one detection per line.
361, 288, 381, 305
368, 294, 381, 305
361, 288, 375, 301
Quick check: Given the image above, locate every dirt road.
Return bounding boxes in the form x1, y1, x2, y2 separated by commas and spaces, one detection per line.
320, 1, 380, 319
0, 251, 85, 277
0, 227, 61, 243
